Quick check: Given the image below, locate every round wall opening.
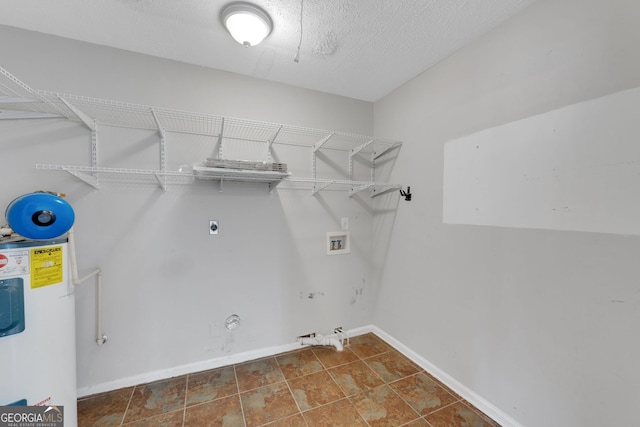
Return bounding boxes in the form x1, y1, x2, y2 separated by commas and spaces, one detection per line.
225, 314, 241, 330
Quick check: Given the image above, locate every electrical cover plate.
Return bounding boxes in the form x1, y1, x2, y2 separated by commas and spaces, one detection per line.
209, 220, 219, 235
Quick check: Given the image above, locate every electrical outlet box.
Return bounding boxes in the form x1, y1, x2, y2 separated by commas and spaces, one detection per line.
209, 220, 219, 235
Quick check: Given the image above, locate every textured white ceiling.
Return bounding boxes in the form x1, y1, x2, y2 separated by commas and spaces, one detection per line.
0, 0, 537, 101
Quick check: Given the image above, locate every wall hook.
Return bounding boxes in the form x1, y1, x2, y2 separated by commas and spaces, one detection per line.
400, 186, 412, 201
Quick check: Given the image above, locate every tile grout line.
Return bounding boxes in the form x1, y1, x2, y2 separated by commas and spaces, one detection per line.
340, 337, 387, 427
275, 354, 309, 426
281, 348, 341, 417
425, 399, 465, 417
323, 359, 352, 407
324, 366, 359, 402
80, 333, 498, 427
352, 346, 400, 388
460, 399, 501, 426
119, 385, 136, 426
346, 336, 417, 427
420, 385, 499, 425
233, 364, 248, 427
278, 347, 370, 426
384, 372, 425, 425
344, 394, 373, 427
309, 347, 349, 371
389, 369, 464, 425
181, 374, 189, 427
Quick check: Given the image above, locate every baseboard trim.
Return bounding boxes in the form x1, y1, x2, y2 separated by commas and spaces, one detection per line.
77, 326, 374, 398
78, 324, 523, 427
77, 341, 297, 397
371, 326, 524, 427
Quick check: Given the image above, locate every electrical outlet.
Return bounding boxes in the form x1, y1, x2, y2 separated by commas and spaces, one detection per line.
209, 220, 219, 235
341, 217, 349, 230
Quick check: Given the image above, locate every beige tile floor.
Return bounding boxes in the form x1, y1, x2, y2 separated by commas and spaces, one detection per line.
77, 333, 500, 426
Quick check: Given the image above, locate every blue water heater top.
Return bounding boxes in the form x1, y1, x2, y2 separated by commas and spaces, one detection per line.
5, 193, 75, 240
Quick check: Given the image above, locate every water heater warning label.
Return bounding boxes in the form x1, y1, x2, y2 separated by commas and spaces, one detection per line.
0, 250, 29, 278
31, 246, 63, 288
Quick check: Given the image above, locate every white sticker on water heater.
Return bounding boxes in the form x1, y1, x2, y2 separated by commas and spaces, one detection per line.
0, 250, 29, 278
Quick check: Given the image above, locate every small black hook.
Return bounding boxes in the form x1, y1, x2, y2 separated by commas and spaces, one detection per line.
399, 186, 412, 201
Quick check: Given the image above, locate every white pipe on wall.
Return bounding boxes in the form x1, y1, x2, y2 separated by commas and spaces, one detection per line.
68, 227, 107, 346
298, 333, 344, 351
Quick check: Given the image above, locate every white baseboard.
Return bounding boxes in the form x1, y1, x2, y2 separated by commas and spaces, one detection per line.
77, 341, 299, 397
371, 326, 524, 427
78, 324, 523, 427
77, 326, 374, 398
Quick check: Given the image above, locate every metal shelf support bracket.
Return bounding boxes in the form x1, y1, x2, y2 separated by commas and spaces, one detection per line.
151, 108, 167, 191
64, 169, 100, 190
266, 125, 283, 163
374, 141, 402, 160
312, 181, 335, 196
349, 183, 374, 198
349, 139, 375, 181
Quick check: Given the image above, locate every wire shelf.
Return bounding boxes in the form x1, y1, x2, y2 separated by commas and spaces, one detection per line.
3, 66, 403, 196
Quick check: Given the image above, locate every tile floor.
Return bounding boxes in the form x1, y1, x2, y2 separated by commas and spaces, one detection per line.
77, 333, 500, 427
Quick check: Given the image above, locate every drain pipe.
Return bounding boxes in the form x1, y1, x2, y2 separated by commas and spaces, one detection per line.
298, 333, 344, 351
68, 227, 107, 346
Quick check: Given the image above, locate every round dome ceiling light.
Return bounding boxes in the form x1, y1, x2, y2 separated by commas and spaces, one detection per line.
220, 2, 273, 47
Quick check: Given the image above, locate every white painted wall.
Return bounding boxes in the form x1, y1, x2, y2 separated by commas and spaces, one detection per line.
444, 86, 640, 235
373, 0, 640, 426
0, 26, 379, 392
6, 0, 640, 422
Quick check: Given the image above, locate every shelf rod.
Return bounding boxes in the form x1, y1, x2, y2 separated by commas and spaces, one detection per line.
0, 110, 61, 120
36, 164, 183, 175
0, 66, 70, 118
0, 96, 40, 103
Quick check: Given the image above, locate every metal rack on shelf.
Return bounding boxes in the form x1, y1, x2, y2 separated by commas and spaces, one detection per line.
0, 66, 402, 196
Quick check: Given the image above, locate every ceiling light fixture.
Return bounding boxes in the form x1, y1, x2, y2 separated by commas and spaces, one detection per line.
220, 2, 273, 48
